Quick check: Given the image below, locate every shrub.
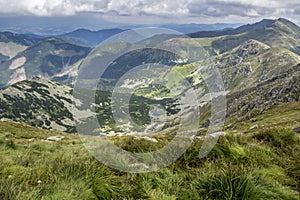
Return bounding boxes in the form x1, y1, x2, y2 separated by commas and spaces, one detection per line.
193, 169, 263, 199
186, 168, 299, 200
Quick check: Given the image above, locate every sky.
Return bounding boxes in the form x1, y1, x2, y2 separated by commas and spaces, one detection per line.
0, 0, 299, 33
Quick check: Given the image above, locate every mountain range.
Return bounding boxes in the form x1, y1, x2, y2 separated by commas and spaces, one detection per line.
0, 18, 300, 134
189, 18, 300, 55
56, 28, 126, 47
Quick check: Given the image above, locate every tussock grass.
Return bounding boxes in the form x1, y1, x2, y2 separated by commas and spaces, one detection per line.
0, 122, 299, 199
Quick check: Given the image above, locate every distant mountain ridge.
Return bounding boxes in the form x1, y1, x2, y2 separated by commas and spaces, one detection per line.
1, 39, 300, 132
0, 17, 299, 88
157, 23, 242, 34
188, 18, 294, 38
0, 31, 40, 46
0, 18, 300, 134
186, 18, 300, 55
0, 37, 91, 88
56, 28, 126, 47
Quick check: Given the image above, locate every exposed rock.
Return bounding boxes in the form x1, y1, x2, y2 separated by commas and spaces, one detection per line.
134, 136, 158, 143
209, 132, 227, 137
250, 124, 259, 130
0, 118, 13, 122
190, 135, 206, 142
46, 136, 65, 142
226, 124, 233, 128
201, 119, 210, 128
8, 67, 27, 85
9, 57, 26, 70
293, 124, 300, 133
0, 42, 27, 59
190, 135, 198, 142
226, 64, 300, 120
191, 132, 227, 142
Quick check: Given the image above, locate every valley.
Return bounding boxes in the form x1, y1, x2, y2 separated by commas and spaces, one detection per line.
0, 16, 300, 199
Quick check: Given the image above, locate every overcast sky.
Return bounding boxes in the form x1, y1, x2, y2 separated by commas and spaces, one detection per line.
0, 0, 299, 24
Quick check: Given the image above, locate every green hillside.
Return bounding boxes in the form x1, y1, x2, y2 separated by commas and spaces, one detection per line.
0, 17, 300, 200
0, 102, 299, 199
0, 32, 39, 46
0, 78, 75, 132
162, 18, 300, 57
16, 38, 91, 77
189, 18, 300, 55
0, 37, 91, 88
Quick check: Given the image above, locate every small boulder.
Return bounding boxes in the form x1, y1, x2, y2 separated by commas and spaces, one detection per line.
134, 136, 158, 143
293, 124, 300, 133
190, 135, 198, 142
250, 124, 259, 130
209, 132, 226, 138
46, 136, 65, 142
201, 119, 210, 128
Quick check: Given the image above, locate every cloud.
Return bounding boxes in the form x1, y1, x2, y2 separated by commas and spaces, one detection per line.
187, 0, 276, 18
0, 0, 299, 23
0, 0, 189, 17
0, 0, 110, 16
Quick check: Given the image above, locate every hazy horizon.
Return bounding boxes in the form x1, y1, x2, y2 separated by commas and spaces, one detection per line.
0, 15, 297, 36
0, 0, 299, 35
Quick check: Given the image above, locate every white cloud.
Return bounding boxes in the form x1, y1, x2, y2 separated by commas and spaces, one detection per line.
0, 0, 110, 16
0, 0, 299, 23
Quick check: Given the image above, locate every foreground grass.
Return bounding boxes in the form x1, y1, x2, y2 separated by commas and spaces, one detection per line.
0, 120, 299, 200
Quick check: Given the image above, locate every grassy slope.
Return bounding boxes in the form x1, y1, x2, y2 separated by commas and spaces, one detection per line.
227, 102, 300, 133
0, 102, 300, 199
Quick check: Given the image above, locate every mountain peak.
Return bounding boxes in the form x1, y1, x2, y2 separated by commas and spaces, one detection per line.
237, 18, 297, 31
275, 17, 300, 29
188, 18, 299, 38
277, 17, 293, 23
234, 19, 275, 33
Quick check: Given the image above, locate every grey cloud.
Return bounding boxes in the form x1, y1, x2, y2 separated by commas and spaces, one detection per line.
188, 0, 275, 18
0, 0, 299, 23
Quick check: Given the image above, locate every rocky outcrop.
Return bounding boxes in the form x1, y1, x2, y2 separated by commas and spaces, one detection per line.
226, 66, 300, 120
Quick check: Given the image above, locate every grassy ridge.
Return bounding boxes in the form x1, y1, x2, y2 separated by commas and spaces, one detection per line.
0, 106, 300, 199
